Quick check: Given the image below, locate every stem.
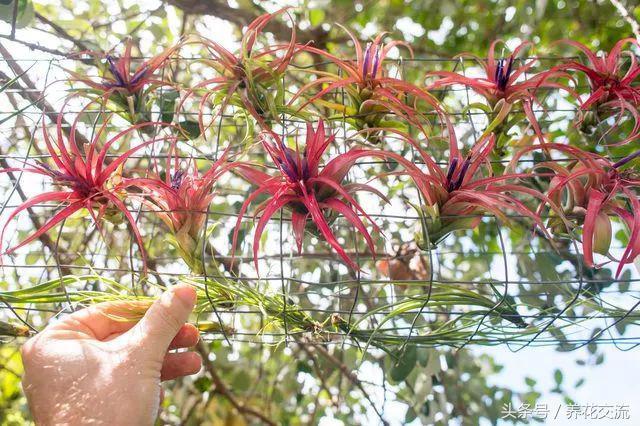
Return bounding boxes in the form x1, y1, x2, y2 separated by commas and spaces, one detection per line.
195, 340, 276, 426
0, 44, 90, 146
296, 337, 389, 426
612, 150, 640, 169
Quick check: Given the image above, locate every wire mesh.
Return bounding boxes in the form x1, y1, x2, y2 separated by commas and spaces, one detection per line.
0, 52, 639, 354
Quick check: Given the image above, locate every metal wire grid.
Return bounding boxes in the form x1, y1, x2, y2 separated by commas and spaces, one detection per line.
0, 54, 639, 352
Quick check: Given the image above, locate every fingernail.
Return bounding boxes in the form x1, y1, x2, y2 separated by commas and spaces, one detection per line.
171, 285, 197, 308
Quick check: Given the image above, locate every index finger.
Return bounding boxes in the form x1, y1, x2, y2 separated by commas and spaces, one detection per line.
48, 300, 152, 341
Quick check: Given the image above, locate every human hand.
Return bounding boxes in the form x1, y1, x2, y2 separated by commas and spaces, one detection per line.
21, 285, 202, 425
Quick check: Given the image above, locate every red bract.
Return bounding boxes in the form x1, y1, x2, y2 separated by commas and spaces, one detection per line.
290, 28, 445, 138
553, 38, 640, 145
427, 40, 572, 146
125, 147, 237, 272
68, 38, 180, 98
178, 8, 299, 132
0, 111, 174, 272
509, 143, 640, 276
395, 128, 557, 245
231, 120, 418, 272
65, 39, 181, 125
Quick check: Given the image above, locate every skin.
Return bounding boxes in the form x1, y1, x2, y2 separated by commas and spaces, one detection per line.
21, 285, 202, 425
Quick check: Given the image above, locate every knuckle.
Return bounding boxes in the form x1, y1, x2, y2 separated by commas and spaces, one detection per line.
154, 307, 183, 332
20, 336, 38, 361
20, 336, 45, 372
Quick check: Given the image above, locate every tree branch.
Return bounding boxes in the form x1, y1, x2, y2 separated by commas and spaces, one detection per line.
195, 340, 276, 426
35, 12, 91, 52
0, 34, 71, 57
610, 0, 640, 41
297, 338, 389, 425
0, 43, 90, 146
0, 155, 72, 277
165, 0, 328, 46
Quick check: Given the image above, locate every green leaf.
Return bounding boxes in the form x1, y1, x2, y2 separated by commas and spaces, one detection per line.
553, 369, 563, 386
390, 345, 417, 383
193, 376, 212, 392
309, 9, 325, 27
25, 252, 39, 265
405, 407, 417, 423
416, 347, 430, 367
0, 0, 34, 28
296, 361, 313, 374
158, 89, 179, 123
178, 120, 201, 140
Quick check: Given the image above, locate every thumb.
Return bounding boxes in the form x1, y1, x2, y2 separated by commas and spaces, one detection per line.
129, 284, 197, 355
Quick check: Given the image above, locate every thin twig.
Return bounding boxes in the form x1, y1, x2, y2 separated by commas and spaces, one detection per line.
0, 154, 71, 277
34, 12, 90, 52
0, 35, 71, 57
0, 45, 90, 146
9, 0, 18, 39
298, 338, 389, 426
195, 340, 276, 426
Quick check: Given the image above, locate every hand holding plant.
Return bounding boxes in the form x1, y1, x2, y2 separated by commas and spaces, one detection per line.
21, 285, 200, 425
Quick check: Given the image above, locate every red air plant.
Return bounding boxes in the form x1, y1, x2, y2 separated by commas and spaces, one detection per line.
397, 129, 558, 245
427, 40, 573, 151
510, 143, 640, 277
231, 120, 420, 272
178, 8, 299, 134
553, 38, 640, 145
0, 111, 174, 272
67, 39, 181, 121
290, 28, 446, 141
125, 147, 237, 273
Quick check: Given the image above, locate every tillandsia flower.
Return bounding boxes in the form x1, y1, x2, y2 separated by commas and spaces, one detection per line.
290, 28, 446, 141
178, 8, 299, 134
125, 147, 237, 273
66, 38, 181, 121
231, 120, 421, 272
395, 129, 558, 246
553, 38, 640, 145
509, 143, 640, 277
0, 109, 175, 272
427, 40, 573, 152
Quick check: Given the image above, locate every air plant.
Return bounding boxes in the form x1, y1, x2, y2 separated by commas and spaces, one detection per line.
4, 33, 640, 357
427, 40, 573, 154
231, 120, 421, 272
125, 146, 237, 274
178, 8, 300, 135
509, 143, 640, 277
290, 28, 446, 143
399, 129, 559, 246
552, 38, 640, 145
0, 111, 174, 272
67, 38, 181, 123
